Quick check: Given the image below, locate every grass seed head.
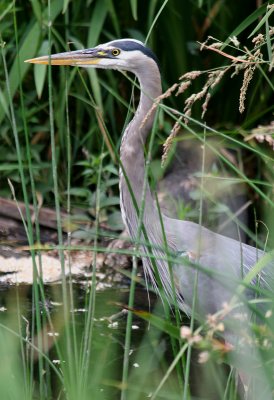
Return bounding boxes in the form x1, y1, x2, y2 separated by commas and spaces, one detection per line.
198, 351, 210, 364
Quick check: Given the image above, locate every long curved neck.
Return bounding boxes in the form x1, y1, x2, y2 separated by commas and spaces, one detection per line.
119, 62, 162, 237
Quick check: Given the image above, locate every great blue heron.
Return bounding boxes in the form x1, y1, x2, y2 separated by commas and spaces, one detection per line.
26, 39, 274, 342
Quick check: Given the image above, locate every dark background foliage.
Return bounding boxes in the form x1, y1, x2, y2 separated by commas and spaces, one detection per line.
0, 0, 273, 243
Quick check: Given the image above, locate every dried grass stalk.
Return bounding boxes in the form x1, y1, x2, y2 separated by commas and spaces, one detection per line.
183, 67, 230, 120
159, 28, 274, 164
161, 117, 182, 167
176, 80, 191, 96
140, 83, 178, 129
245, 122, 274, 150
180, 70, 202, 80
239, 64, 256, 113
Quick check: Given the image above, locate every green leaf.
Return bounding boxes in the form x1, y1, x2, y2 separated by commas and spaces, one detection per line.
34, 41, 48, 98
100, 196, 120, 208
107, 211, 124, 230
130, 0, 138, 20
87, 0, 109, 110
0, 163, 51, 171
29, 0, 42, 22
106, 0, 121, 37
0, 0, 63, 124
248, 6, 274, 38
0, 2, 13, 22
223, 2, 268, 46
0, 88, 8, 117
62, 0, 70, 14
104, 165, 119, 175
34, 64, 47, 99
128, 307, 180, 339
69, 188, 91, 197
265, 14, 273, 64
87, 0, 108, 48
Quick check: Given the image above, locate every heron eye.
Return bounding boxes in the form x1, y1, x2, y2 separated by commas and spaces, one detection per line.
112, 48, 120, 56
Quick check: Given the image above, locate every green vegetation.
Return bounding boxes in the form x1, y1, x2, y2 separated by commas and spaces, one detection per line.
0, 0, 274, 399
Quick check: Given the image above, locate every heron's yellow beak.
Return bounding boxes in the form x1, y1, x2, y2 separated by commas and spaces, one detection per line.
25, 48, 103, 66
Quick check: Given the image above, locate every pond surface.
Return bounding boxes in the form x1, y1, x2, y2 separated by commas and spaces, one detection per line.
0, 278, 235, 399
0, 230, 236, 400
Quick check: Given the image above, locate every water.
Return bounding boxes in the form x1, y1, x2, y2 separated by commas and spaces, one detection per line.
0, 265, 237, 399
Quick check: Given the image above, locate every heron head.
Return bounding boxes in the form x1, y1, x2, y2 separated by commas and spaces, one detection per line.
25, 39, 159, 74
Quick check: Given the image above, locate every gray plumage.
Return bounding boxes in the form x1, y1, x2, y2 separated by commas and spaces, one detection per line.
26, 38, 274, 328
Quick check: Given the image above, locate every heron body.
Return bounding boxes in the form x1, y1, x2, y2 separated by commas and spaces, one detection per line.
26, 39, 274, 328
